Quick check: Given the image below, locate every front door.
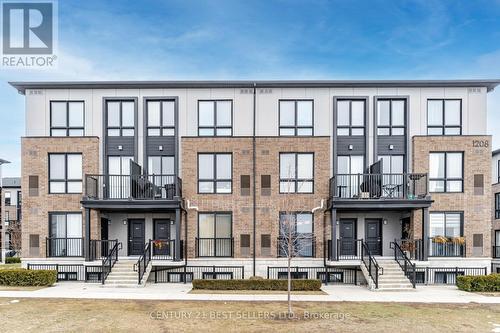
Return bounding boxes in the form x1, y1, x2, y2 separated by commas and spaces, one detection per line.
339, 219, 357, 256
128, 219, 145, 255
153, 219, 171, 256
365, 219, 382, 255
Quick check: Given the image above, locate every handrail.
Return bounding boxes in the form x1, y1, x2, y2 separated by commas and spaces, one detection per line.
101, 240, 120, 285
361, 240, 382, 289
390, 240, 416, 288
136, 240, 152, 284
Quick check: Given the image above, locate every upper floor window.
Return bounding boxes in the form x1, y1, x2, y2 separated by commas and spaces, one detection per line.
198, 100, 232, 136
279, 100, 313, 136
106, 100, 135, 137
427, 99, 461, 135
279, 153, 314, 193
496, 193, 500, 219
49, 153, 82, 194
198, 153, 232, 194
429, 152, 463, 193
377, 99, 405, 136
148, 156, 174, 175
336, 99, 365, 136
50, 101, 84, 136
4, 192, 11, 206
147, 100, 175, 136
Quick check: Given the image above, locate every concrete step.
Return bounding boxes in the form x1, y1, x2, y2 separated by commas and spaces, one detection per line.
106, 275, 137, 280
378, 283, 413, 288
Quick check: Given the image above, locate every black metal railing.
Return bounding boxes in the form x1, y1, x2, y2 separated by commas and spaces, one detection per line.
267, 266, 360, 285
361, 241, 382, 289
395, 238, 423, 261
390, 241, 416, 288
136, 241, 152, 284
416, 267, 488, 285
428, 237, 466, 257
326, 239, 364, 261
153, 265, 245, 283
89, 239, 118, 261
493, 246, 500, 258
195, 237, 234, 257
85, 174, 182, 200
277, 236, 316, 258
330, 173, 428, 199
101, 241, 121, 285
46, 237, 84, 257
150, 239, 176, 260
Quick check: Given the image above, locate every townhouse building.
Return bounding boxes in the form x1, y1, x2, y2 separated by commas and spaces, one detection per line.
492, 149, 500, 273
1, 177, 22, 258
11, 79, 499, 289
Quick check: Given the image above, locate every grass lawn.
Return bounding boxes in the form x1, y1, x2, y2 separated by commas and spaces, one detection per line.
0, 263, 21, 270
0, 298, 498, 332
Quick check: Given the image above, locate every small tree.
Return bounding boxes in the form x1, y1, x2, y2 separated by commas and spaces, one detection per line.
6, 220, 22, 256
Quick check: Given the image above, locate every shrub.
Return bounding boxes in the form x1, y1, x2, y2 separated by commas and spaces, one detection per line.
456, 274, 500, 292
0, 269, 57, 286
192, 279, 321, 291
5, 257, 21, 264
249, 276, 264, 280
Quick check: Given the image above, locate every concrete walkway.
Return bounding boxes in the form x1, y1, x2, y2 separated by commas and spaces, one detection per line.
0, 283, 499, 304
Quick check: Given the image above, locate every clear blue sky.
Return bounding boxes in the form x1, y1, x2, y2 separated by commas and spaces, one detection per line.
1, 0, 500, 177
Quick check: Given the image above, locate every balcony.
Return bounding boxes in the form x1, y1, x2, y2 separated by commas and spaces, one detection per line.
82, 174, 182, 210
329, 173, 432, 210
46, 237, 84, 257
277, 236, 316, 258
428, 237, 466, 257
195, 237, 234, 257
327, 239, 362, 260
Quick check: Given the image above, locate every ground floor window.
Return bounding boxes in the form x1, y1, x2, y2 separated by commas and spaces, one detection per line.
197, 213, 232, 257
48, 212, 83, 256
278, 212, 314, 257
429, 212, 464, 256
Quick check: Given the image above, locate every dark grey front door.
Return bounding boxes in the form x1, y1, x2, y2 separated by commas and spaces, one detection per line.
365, 219, 382, 255
128, 219, 145, 255
339, 219, 356, 256
153, 219, 171, 256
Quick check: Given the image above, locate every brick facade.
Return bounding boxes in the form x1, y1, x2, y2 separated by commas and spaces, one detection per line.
412, 135, 492, 257
21, 137, 100, 258
492, 182, 500, 254
181, 137, 330, 259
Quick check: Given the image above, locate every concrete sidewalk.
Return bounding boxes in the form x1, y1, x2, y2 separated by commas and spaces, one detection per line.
0, 283, 499, 303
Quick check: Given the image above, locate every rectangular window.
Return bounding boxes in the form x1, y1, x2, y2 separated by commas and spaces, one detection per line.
198, 100, 232, 136
29, 175, 39, 196
4, 191, 11, 205
429, 212, 462, 237
106, 100, 135, 137
495, 193, 500, 219
240, 175, 250, 196
336, 99, 365, 136
48, 212, 83, 256
198, 153, 232, 194
474, 174, 484, 195
279, 212, 314, 257
279, 100, 313, 136
261, 175, 271, 196
49, 153, 82, 194
427, 99, 461, 135
377, 99, 406, 136
147, 100, 175, 136
498, 160, 500, 183
429, 152, 463, 192
279, 153, 314, 193
50, 101, 84, 136
198, 212, 232, 257
148, 156, 174, 175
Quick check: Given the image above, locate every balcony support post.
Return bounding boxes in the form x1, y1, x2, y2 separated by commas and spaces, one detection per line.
174, 208, 181, 261
330, 208, 337, 260
422, 207, 429, 261
85, 208, 91, 262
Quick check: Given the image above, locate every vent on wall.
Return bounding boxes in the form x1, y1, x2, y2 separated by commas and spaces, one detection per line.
472, 234, 483, 256
468, 87, 482, 93
29, 234, 40, 257
261, 234, 271, 256
240, 234, 250, 257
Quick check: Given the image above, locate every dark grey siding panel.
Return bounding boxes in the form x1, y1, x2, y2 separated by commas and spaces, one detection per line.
146, 137, 176, 156
107, 137, 135, 156
377, 135, 406, 155
337, 136, 366, 155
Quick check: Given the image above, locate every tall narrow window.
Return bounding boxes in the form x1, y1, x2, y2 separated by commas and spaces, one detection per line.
197, 213, 232, 257
279, 153, 314, 193
48, 213, 83, 257
4, 192, 11, 205
108, 156, 133, 199
336, 99, 365, 136
106, 100, 135, 136
147, 100, 175, 136
198, 100, 232, 136
50, 101, 84, 136
198, 153, 232, 194
429, 152, 463, 192
377, 99, 405, 136
279, 100, 313, 136
495, 193, 500, 219
49, 153, 82, 194
427, 99, 461, 135
336, 155, 364, 198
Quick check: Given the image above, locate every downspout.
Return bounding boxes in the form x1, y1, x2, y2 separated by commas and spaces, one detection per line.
185, 200, 199, 265
310, 199, 326, 266
252, 83, 257, 277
